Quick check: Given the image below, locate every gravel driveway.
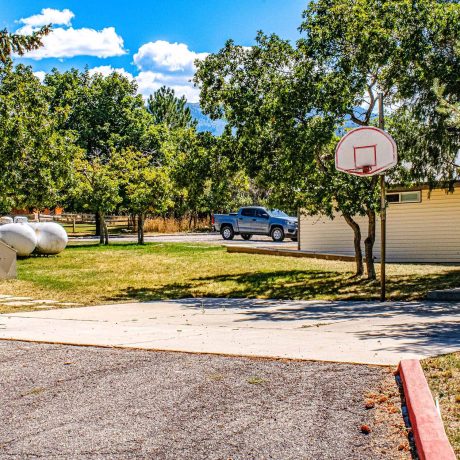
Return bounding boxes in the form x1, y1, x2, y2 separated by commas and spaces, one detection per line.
0, 341, 410, 459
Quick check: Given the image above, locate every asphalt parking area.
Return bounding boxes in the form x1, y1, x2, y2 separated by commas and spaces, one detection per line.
69, 231, 299, 250
0, 341, 409, 459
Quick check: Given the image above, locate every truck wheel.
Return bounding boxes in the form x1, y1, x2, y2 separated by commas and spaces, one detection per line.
271, 226, 285, 242
241, 234, 252, 240
221, 225, 235, 240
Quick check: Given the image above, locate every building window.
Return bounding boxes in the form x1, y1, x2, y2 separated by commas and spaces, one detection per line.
387, 191, 421, 204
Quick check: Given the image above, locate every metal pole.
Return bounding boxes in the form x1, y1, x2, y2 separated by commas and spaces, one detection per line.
378, 93, 386, 302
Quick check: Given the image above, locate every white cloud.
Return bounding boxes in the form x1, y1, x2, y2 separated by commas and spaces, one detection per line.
16, 26, 126, 59
133, 40, 208, 72
88, 65, 134, 80
32, 65, 200, 102
136, 71, 200, 102
131, 40, 207, 102
19, 8, 74, 31
33, 71, 47, 82
15, 9, 126, 59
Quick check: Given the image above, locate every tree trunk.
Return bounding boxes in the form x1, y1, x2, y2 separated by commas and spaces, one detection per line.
343, 213, 364, 277
364, 209, 376, 280
104, 218, 109, 245
98, 212, 104, 244
95, 212, 101, 237
98, 212, 109, 245
138, 213, 145, 244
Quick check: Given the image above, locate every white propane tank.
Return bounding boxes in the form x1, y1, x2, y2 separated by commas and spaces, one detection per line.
0, 223, 37, 256
30, 222, 68, 255
0, 216, 13, 225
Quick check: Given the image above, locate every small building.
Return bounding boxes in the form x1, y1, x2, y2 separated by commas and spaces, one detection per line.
299, 185, 460, 263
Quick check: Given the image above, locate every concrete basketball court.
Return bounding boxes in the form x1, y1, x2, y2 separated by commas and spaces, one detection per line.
1, 298, 458, 365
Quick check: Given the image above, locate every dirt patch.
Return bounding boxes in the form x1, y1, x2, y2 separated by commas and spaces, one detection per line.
0, 341, 410, 459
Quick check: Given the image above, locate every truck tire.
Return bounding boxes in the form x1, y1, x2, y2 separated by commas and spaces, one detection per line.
270, 226, 285, 242
221, 225, 235, 240
241, 234, 252, 240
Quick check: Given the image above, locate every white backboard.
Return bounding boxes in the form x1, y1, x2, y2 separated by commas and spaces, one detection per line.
335, 126, 397, 176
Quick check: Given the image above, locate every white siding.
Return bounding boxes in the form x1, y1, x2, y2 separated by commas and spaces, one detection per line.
300, 188, 460, 263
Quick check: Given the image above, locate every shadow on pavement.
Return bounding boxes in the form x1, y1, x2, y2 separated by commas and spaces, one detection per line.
355, 320, 460, 353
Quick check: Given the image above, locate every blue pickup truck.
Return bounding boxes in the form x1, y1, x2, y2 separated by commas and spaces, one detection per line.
212, 206, 298, 242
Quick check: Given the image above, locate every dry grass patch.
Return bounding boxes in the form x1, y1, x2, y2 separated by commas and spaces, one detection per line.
143, 216, 210, 233
422, 352, 460, 456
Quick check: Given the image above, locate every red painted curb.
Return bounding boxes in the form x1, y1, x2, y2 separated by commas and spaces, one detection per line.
397, 359, 456, 460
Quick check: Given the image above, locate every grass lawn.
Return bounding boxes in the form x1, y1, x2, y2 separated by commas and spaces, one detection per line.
0, 242, 459, 313
61, 223, 130, 237
61, 223, 97, 236
422, 352, 460, 456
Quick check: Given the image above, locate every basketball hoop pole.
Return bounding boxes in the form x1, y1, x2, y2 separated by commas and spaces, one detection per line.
335, 103, 397, 301
378, 93, 386, 302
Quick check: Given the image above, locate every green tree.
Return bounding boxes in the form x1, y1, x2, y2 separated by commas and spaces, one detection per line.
45, 68, 152, 158
199, 133, 254, 215
147, 86, 196, 130
0, 63, 77, 213
167, 128, 254, 226
0, 25, 51, 64
72, 154, 122, 244
166, 128, 213, 224
44, 68, 155, 234
113, 148, 172, 244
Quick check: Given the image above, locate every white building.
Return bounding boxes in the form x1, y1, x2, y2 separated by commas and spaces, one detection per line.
299, 185, 460, 263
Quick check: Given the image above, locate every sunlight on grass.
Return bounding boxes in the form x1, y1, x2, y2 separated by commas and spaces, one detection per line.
0, 242, 459, 313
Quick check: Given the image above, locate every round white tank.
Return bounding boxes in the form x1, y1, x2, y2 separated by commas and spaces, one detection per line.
31, 222, 68, 255
0, 223, 37, 256
0, 216, 13, 224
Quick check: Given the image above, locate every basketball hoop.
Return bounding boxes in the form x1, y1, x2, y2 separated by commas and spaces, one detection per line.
335, 127, 397, 177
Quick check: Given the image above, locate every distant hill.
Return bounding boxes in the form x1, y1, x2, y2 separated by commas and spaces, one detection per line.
187, 103, 226, 135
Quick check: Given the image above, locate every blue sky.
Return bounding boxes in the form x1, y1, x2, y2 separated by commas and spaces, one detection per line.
1, 0, 308, 101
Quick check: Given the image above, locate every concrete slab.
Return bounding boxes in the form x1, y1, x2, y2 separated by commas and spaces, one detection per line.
0, 298, 459, 365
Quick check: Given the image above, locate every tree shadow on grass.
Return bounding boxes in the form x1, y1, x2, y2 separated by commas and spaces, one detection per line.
106, 269, 353, 303
106, 267, 460, 306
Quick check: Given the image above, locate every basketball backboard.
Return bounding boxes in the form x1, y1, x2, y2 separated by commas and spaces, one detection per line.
335, 126, 397, 176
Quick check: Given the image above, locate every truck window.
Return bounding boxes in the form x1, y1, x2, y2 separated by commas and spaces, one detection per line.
255, 209, 269, 218
241, 208, 255, 217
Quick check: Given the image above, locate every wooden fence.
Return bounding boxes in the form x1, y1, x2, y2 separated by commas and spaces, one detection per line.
34, 213, 132, 235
